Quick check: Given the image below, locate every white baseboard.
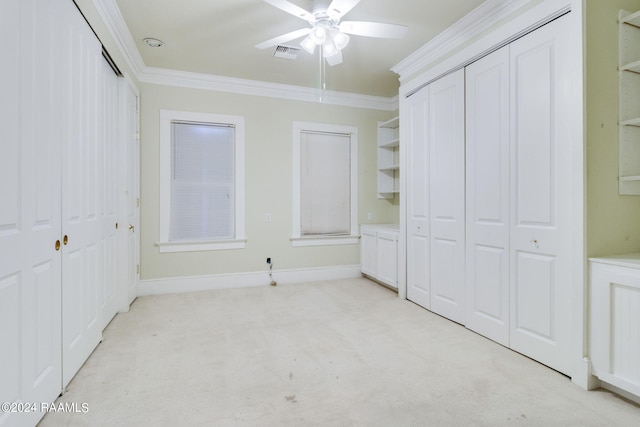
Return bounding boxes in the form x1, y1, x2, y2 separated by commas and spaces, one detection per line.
138, 265, 362, 296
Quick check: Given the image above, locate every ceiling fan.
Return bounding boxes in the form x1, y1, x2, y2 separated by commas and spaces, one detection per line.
256, 0, 408, 66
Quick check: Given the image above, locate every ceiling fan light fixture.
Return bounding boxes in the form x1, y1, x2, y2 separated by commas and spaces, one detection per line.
322, 39, 338, 58
332, 30, 350, 50
300, 37, 316, 54
309, 25, 327, 45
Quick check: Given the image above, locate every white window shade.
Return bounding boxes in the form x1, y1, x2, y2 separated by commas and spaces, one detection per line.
300, 131, 351, 235
170, 122, 235, 241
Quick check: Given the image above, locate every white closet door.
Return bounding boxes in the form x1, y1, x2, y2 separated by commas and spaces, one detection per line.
429, 69, 466, 324
0, 1, 63, 426
405, 86, 431, 309
122, 79, 141, 308
465, 46, 511, 345
99, 59, 121, 331
509, 15, 572, 375
60, 0, 108, 387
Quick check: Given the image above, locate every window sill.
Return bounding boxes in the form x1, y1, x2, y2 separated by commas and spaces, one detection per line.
156, 239, 247, 253
290, 235, 359, 247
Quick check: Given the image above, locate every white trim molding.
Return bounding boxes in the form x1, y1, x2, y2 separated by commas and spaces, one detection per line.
138, 265, 362, 296
392, 0, 530, 82
142, 67, 397, 111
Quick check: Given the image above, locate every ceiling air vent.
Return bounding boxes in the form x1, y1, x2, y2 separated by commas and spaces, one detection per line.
273, 45, 300, 60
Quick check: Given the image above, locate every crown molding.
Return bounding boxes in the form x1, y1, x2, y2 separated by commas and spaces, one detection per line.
392, 0, 531, 81
91, 0, 146, 78
91, 0, 397, 111
141, 67, 398, 111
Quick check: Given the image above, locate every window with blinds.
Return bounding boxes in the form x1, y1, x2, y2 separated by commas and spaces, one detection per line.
300, 130, 351, 235
170, 121, 235, 241
292, 122, 358, 247
158, 110, 245, 252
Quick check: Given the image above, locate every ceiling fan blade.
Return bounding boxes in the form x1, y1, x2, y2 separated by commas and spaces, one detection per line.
263, 0, 315, 23
325, 50, 343, 67
327, 0, 360, 19
255, 28, 311, 49
339, 21, 408, 39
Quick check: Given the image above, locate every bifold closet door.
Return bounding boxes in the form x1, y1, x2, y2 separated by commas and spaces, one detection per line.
0, 1, 63, 426
405, 86, 431, 309
60, 0, 119, 387
428, 69, 466, 324
508, 15, 572, 375
465, 46, 511, 346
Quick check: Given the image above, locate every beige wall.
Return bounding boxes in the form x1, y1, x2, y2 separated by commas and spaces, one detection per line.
586, 0, 640, 256
139, 84, 398, 279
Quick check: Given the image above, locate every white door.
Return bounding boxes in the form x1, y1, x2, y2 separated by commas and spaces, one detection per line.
122, 79, 141, 308
405, 86, 431, 309
509, 16, 572, 375
0, 0, 63, 425
465, 46, 511, 345
429, 69, 466, 324
60, 0, 108, 387
99, 59, 121, 331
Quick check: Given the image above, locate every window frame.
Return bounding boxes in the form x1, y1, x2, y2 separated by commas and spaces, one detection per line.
158, 110, 246, 253
291, 121, 359, 247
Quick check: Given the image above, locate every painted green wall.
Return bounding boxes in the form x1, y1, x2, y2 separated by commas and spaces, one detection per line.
586, 0, 640, 256
139, 84, 398, 279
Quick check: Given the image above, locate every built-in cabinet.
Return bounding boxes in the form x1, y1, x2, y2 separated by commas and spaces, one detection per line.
589, 255, 640, 400
619, 9, 640, 195
377, 117, 400, 199
0, 1, 139, 426
403, 14, 574, 375
360, 224, 399, 289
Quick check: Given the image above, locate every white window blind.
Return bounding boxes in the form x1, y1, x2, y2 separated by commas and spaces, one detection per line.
300, 130, 351, 235
170, 121, 235, 241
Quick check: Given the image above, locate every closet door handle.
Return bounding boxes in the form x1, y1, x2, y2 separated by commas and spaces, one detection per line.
55, 240, 61, 251
128, 224, 134, 232
63, 235, 68, 245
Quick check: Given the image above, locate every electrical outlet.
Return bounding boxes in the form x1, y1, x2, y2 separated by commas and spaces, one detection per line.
265, 212, 272, 222
266, 257, 271, 264
368, 212, 374, 221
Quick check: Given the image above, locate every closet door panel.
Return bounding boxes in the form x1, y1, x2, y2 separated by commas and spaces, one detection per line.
465, 46, 510, 345
0, 3, 23, 415
0, 1, 63, 425
405, 87, 431, 309
509, 15, 572, 375
60, 0, 105, 387
100, 59, 120, 330
20, 0, 64, 412
429, 69, 465, 323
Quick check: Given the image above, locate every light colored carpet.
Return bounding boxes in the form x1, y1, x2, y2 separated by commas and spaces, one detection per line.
40, 278, 640, 426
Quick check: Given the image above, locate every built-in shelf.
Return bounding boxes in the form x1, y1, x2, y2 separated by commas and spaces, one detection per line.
620, 9, 640, 27
620, 117, 640, 127
619, 9, 640, 195
621, 60, 640, 73
379, 138, 400, 148
377, 116, 400, 199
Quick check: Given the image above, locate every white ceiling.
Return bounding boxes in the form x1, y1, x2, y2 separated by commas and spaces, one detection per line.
114, 0, 485, 98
